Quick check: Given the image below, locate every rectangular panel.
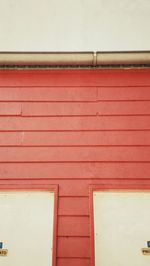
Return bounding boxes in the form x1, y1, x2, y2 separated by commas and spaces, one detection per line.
0, 87, 96, 102
0, 146, 150, 162
0, 101, 150, 117
17, 131, 150, 146
0, 70, 150, 86
58, 216, 89, 236
59, 197, 89, 215
0, 132, 21, 146
58, 180, 89, 196
21, 101, 150, 116
0, 191, 54, 266
0, 116, 149, 130
0, 103, 21, 115
57, 237, 90, 258
99, 87, 150, 100
57, 258, 90, 266
0, 162, 149, 179
94, 191, 150, 266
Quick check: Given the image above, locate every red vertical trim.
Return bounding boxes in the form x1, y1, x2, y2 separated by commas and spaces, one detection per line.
89, 185, 95, 266
53, 185, 59, 266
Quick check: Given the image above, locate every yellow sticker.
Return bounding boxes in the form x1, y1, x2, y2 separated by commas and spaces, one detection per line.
142, 248, 150, 255
0, 249, 8, 256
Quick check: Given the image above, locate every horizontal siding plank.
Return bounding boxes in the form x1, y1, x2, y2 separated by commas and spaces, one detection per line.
0, 162, 149, 179
57, 258, 90, 266
0, 103, 21, 115
11, 131, 150, 146
99, 87, 150, 100
88, 179, 150, 190
22, 131, 150, 146
0, 132, 21, 145
23, 102, 99, 116
22, 101, 150, 116
1, 146, 150, 162
0, 116, 150, 130
58, 197, 89, 216
0, 69, 150, 86
58, 216, 89, 236
0, 101, 149, 117
1, 88, 150, 103
57, 237, 90, 258
0, 87, 97, 102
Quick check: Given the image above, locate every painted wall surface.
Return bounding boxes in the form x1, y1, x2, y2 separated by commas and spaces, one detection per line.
94, 191, 150, 266
0, 191, 54, 266
0, 0, 150, 51
0, 69, 150, 266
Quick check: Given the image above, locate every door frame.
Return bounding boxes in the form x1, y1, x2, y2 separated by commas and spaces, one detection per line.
0, 179, 58, 266
89, 179, 150, 266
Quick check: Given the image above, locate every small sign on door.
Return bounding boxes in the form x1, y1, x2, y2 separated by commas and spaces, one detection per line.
0, 249, 8, 256
0, 242, 8, 256
142, 241, 150, 255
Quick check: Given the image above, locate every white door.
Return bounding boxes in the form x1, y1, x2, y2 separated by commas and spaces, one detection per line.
0, 191, 54, 266
94, 191, 150, 266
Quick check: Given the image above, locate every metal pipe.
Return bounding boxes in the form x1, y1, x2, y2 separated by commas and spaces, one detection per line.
0, 52, 94, 66
97, 51, 150, 65
0, 51, 150, 66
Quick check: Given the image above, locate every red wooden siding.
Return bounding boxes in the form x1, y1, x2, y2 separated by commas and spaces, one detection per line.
0, 68, 150, 266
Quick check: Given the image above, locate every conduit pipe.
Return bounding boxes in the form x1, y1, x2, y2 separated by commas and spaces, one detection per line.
97, 51, 150, 65
0, 51, 150, 66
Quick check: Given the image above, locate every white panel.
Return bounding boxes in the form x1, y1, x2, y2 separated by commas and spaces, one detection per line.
94, 191, 150, 266
0, 191, 54, 266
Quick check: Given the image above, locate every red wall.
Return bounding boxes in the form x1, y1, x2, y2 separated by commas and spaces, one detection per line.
0, 68, 150, 266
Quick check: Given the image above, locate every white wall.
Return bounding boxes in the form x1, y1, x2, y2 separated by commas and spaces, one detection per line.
0, 0, 150, 51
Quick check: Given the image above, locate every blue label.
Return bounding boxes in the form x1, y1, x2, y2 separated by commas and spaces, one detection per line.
0, 243, 3, 249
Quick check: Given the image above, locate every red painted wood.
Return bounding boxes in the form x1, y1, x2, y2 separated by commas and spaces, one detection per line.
57, 237, 90, 258
0, 116, 150, 130
0, 162, 149, 179
99, 87, 150, 100
58, 180, 89, 196
0, 87, 97, 102
57, 258, 90, 266
0, 103, 21, 115
58, 216, 89, 236
0, 69, 150, 86
4, 131, 149, 146
1, 87, 150, 102
1, 178, 150, 191
0, 69, 150, 266
58, 197, 89, 216
21, 101, 150, 116
0, 178, 87, 196
1, 146, 150, 162
89, 179, 150, 190
0, 132, 21, 145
